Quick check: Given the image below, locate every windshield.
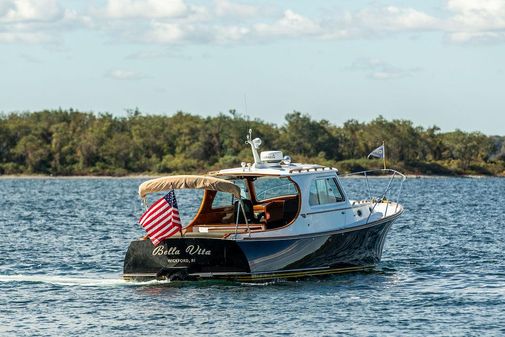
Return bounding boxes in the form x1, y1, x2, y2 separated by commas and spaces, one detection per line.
253, 177, 298, 201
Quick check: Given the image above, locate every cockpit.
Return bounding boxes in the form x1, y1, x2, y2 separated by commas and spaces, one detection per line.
185, 176, 300, 236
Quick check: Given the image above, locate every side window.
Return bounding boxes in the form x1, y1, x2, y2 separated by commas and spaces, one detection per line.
212, 191, 234, 209
327, 178, 345, 202
309, 177, 345, 206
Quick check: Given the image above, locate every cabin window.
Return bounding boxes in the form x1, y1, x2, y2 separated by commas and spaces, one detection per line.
212, 191, 234, 209
253, 177, 298, 201
309, 178, 345, 206
232, 179, 250, 199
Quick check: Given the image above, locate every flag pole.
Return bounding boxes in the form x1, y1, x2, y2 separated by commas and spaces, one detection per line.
382, 141, 387, 170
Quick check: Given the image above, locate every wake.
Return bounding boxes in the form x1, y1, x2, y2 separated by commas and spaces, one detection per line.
0, 274, 170, 287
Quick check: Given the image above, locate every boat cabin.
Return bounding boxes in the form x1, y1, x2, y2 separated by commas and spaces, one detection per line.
138, 163, 351, 239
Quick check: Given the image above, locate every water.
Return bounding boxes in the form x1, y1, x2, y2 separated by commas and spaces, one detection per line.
1, 177, 504, 336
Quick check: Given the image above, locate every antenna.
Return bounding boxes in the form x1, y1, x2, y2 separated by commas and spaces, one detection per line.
243, 94, 248, 117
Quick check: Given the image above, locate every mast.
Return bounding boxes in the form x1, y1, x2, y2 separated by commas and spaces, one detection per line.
382, 141, 387, 170
245, 129, 262, 166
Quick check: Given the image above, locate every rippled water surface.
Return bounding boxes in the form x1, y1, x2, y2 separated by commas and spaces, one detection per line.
1, 177, 504, 336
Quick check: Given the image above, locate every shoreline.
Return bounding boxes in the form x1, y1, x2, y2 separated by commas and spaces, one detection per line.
0, 173, 502, 179
0, 174, 157, 179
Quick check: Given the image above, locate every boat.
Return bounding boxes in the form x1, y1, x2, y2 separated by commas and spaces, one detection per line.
123, 131, 406, 282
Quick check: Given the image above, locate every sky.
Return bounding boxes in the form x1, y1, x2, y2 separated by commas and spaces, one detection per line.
1, 0, 504, 135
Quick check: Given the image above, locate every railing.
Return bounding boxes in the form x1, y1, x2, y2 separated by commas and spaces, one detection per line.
341, 169, 406, 220
234, 199, 251, 239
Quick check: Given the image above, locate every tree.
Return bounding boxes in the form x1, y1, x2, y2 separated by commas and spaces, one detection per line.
0, 109, 502, 176
279, 111, 341, 160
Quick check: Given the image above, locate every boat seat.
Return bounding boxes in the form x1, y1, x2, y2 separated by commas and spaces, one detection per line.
282, 197, 299, 224
264, 201, 285, 229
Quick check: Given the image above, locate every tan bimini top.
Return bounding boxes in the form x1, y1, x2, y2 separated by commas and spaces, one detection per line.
138, 175, 241, 199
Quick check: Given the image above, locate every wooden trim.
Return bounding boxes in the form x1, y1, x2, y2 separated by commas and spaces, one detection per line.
185, 190, 210, 230
194, 224, 265, 232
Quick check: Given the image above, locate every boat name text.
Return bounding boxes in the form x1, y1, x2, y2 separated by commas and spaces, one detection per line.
152, 245, 211, 256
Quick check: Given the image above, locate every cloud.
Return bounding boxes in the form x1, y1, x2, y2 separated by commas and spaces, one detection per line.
446, 0, 505, 42
353, 6, 440, 33
350, 58, 421, 80
0, 0, 82, 43
0, 0, 63, 22
255, 10, 322, 38
448, 31, 505, 43
448, 0, 505, 28
105, 69, 146, 80
146, 22, 188, 43
251, 6, 439, 41
101, 0, 188, 19
141, 9, 322, 44
213, 25, 250, 43
3, 0, 505, 45
145, 21, 252, 44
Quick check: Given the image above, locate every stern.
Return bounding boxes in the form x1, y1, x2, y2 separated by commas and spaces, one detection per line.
123, 237, 250, 281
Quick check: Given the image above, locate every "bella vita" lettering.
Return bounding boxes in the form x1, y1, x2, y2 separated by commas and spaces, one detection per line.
152, 245, 212, 256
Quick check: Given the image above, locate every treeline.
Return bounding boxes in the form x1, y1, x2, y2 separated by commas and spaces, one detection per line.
0, 109, 504, 176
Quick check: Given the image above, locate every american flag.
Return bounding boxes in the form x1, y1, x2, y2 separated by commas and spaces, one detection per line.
139, 190, 182, 246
